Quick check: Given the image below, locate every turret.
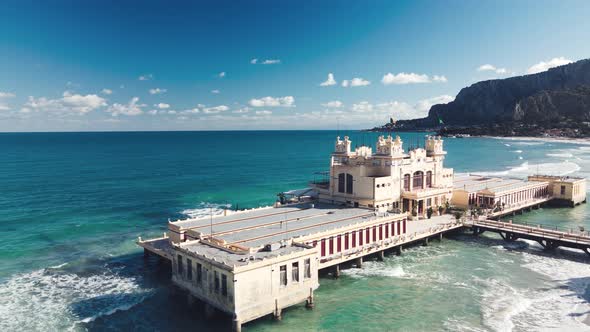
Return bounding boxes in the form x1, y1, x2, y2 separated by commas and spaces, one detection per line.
375, 135, 404, 158
334, 136, 352, 154
425, 135, 446, 157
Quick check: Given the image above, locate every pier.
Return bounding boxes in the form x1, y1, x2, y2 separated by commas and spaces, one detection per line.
467, 218, 590, 255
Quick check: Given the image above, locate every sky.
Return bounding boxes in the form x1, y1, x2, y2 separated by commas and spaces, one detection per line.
0, 0, 589, 132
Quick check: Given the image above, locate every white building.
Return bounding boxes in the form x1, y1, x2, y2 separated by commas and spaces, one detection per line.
313, 135, 454, 218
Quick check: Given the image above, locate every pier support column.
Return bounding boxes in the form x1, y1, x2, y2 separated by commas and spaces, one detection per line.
306, 288, 315, 309
355, 257, 363, 268
333, 264, 340, 278
232, 319, 242, 332
423, 237, 429, 246
439, 233, 443, 241
377, 251, 385, 261
274, 299, 282, 320
396, 245, 403, 256
143, 248, 150, 258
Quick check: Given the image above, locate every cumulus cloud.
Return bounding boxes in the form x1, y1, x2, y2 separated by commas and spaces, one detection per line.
21, 91, 107, 115
322, 100, 343, 108
0, 91, 15, 111
249, 96, 295, 107
477, 64, 508, 75
202, 105, 229, 114
414, 95, 454, 114
526, 56, 573, 74
320, 73, 337, 86
348, 95, 454, 120
233, 107, 250, 114
250, 58, 281, 65
106, 97, 144, 116
211, 89, 220, 94
218, 72, 226, 78
381, 72, 447, 85
101, 88, 113, 95
149, 88, 167, 95
255, 110, 272, 115
155, 103, 170, 109
138, 74, 153, 81
342, 77, 370, 87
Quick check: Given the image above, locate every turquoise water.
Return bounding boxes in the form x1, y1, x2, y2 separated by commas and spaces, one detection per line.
1, 131, 589, 331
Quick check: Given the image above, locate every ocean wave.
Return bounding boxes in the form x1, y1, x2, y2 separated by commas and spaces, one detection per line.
512, 150, 523, 153
341, 261, 407, 279
547, 152, 574, 158
0, 268, 153, 331
478, 277, 532, 332
182, 202, 232, 219
475, 161, 580, 178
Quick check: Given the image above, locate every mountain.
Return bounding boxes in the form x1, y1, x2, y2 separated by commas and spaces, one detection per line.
381, 59, 590, 136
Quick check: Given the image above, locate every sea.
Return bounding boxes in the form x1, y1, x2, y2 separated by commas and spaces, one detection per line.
1, 130, 590, 332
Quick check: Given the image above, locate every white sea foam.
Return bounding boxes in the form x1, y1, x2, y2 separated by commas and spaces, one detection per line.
341, 261, 407, 279
512, 150, 523, 153
547, 152, 574, 158
476, 161, 580, 178
182, 202, 232, 219
0, 268, 152, 331
478, 277, 532, 332
504, 143, 511, 147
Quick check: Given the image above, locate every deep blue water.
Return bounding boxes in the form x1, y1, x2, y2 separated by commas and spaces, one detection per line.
1, 131, 589, 331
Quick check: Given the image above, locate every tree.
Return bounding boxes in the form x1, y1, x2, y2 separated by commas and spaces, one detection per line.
438, 205, 444, 215
427, 207, 433, 219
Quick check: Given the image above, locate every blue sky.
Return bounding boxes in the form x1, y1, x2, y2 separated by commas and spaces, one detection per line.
0, 0, 589, 131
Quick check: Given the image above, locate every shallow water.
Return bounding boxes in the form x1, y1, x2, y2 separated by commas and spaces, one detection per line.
0, 131, 589, 331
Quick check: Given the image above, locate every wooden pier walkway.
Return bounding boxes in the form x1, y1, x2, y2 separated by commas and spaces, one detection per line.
466, 218, 590, 255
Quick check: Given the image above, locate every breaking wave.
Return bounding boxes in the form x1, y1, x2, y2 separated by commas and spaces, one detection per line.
182, 202, 232, 219
0, 268, 152, 331
475, 161, 580, 178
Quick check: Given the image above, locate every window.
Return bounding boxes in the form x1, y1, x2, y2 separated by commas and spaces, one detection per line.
403, 174, 410, 191
214, 271, 220, 293
426, 171, 432, 187
280, 265, 287, 286
338, 173, 345, 193
177, 255, 183, 275
561, 185, 566, 195
221, 274, 228, 296
292, 262, 299, 282
196, 263, 202, 285
304, 258, 311, 279
187, 258, 193, 280
413, 171, 424, 189
346, 173, 354, 194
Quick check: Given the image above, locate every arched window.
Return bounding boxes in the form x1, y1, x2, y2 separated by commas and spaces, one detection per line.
426, 171, 432, 188
413, 171, 424, 189
346, 173, 353, 194
338, 173, 345, 193
403, 174, 410, 191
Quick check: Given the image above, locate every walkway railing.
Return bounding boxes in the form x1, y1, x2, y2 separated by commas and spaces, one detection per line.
470, 219, 590, 244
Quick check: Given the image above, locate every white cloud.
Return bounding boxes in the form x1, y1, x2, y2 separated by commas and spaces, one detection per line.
0, 92, 15, 111
101, 88, 113, 95
381, 72, 434, 85
342, 77, 370, 87
432, 75, 448, 82
21, 91, 107, 115
320, 73, 337, 86
138, 74, 153, 81
352, 101, 373, 112
202, 105, 229, 114
414, 95, 454, 114
149, 88, 167, 95
477, 64, 508, 75
232, 107, 250, 114
181, 108, 200, 114
0, 92, 15, 98
322, 100, 343, 108
249, 96, 295, 107
211, 89, 220, 94
527, 56, 573, 74
106, 97, 144, 116
148, 110, 158, 115
255, 110, 272, 115
218, 72, 226, 78
155, 103, 170, 109
251, 58, 281, 65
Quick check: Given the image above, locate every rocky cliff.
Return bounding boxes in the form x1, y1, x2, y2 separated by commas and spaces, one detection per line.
394, 58, 590, 129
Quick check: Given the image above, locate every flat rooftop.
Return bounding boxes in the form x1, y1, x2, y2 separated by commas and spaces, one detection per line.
174, 203, 382, 248
453, 174, 546, 194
